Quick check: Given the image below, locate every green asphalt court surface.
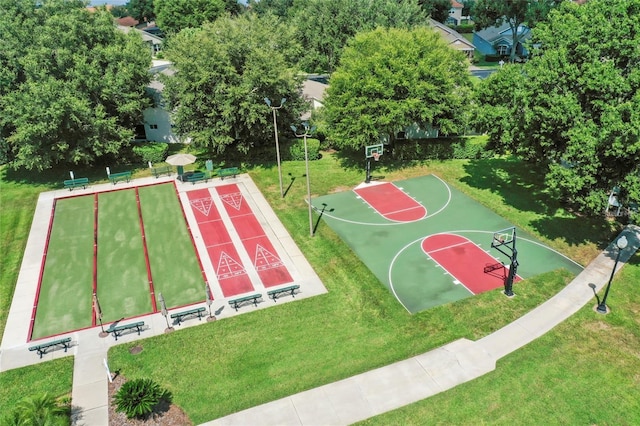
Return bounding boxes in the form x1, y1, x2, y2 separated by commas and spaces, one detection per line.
32, 183, 205, 339
312, 175, 583, 313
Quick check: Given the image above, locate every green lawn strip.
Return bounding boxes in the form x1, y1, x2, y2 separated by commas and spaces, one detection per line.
0, 357, 73, 417
32, 196, 95, 339
138, 183, 205, 308
97, 189, 152, 323
0, 169, 54, 339
359, 257, 640, 425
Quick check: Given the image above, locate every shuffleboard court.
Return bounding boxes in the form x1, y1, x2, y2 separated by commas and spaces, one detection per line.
422, 233, 520, 295
354, 182, 426, 222
32, 196, 95, 339
216, 184, 293, 287
187, 189, 254, 297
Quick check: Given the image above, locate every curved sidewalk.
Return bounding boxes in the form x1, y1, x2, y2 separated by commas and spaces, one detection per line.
205, 225, 640, 426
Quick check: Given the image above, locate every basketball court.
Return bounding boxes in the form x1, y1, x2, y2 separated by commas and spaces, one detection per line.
311, 173, 582, 314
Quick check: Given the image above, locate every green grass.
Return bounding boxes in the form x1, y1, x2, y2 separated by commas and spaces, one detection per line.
0, 152, 631, 423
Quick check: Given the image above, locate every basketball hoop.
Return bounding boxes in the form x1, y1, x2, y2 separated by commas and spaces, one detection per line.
372, 152, 380, 162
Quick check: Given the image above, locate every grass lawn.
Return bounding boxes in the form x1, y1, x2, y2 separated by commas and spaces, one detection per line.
1, 149, 633, 423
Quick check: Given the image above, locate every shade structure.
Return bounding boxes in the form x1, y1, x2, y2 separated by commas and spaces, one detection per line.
165, 153, 197, 166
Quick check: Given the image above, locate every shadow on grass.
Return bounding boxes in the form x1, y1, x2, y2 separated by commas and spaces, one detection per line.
461, 158, 617, 247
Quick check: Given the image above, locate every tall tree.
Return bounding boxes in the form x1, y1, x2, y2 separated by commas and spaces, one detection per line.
292, 0, 426, 74
474, 0, 640, 216
162, 14, 306, 154
154, 0, 226, 35
419, 0, 452, 23
472, 0, 561, 62
0, 0, 151, 170
323, 27, 472, 150
128, 0, 155, 23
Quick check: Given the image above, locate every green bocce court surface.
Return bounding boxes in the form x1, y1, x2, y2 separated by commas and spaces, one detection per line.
311, 175, 583, 313
32, 183, 205, 339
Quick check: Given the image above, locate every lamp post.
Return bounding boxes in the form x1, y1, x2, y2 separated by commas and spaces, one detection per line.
264, 97, 286, 198
291, 122, 316, 237
597, 235, 628, 314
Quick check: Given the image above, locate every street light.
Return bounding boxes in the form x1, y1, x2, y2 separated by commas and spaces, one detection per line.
265, 97, 286, 198
597, 235, 628, 314
291, 122, 316, 237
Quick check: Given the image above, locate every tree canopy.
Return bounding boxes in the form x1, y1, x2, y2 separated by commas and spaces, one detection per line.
127, 0, 155, 23
474, 0, 640, 215
419, 0, 452, 23
323, 27, 472, 150
162, 13, 307, 154
0, 0, 151, 170
291, 0, 427, 74
154, 0, 226, 35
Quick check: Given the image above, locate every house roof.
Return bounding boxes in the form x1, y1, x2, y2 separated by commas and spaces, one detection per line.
117, 25, 163, 45
302, 79, 328, 103
451, 0, 463, 8
428, 19, 475, 51
475, 22, 531, 44
117, 16, 139, 27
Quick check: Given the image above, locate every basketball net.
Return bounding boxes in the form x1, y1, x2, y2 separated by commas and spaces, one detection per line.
372, 152, 380, 162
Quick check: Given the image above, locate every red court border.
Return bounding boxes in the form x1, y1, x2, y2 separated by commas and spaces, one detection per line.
422, 233, 521, 294
354, 182, 426, 222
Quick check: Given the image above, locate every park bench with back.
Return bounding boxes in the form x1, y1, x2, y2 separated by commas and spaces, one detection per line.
152, 165, 172, 178
108, 171, 132, 185
217, 167, 239, 180
109, 321, 145, 340
228, 293, 262, 311
267, 284, 300, 302
170, 306, 206, 325
185, 171, 209, 184
28, 337, 72, 359
63, 178, 89, 191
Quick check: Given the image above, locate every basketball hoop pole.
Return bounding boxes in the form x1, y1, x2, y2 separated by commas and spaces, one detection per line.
365, 157, 372, 183
491, 228, 518, 297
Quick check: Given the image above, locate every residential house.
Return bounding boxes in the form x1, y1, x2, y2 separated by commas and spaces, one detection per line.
473, 22, 531, 58
118, 25, 163, 56
428, 19, 475, 60
446, 0, 467, 26
300, 77, 328, 121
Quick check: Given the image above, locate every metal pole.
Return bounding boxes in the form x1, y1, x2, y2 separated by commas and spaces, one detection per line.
272, 108, 284, 198
597, 248, 622, 314
304, 133, 313, 237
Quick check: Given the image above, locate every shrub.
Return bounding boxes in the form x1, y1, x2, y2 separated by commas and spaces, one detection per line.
131, 142, 169, 165
1, 393, 70, 426
485, 54, 504, 62
288, 138, 321, 161
114, 378, 171, 419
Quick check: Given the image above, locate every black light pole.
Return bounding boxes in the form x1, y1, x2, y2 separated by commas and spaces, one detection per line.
597, 235, 628, 314
291, 122, 316, 237
265, 97, 286, 198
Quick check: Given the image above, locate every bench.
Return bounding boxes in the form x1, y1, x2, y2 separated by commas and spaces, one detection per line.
152, 165, 172, 178
185, 171, 208, 184
267, 284, 300, 302
109, 321, 145, 340
217, 167, 239, 180
28, 337, 72, 359
228, 294, 262, 311
63, 178, 89, 191
108, 171, 132, 185
170, 306, 206, 325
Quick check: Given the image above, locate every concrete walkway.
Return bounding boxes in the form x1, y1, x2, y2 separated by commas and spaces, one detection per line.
1, 171, 638, 425
204, 224, 640, 426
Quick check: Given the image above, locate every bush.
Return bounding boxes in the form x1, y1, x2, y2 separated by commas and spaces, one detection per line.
392, 137, 495, 161
485, 54, 505, 62
114, 378, 171, 419
452, 24, 474, 33
131, 142, 169, 165
1, 393, 70, 426
288, 138, 321, 161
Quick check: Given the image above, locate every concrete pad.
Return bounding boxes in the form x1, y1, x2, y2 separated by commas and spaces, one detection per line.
291, 387, 341, 425
209, 398, 300, 425
323, 378, 375, 425
72, 405, 109, 426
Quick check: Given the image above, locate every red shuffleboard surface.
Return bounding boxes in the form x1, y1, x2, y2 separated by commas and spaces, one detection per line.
187, 189, 254, 297
215, 184, 293, 287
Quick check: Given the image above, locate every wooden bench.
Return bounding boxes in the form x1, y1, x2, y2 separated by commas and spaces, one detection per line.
109, 321, 145, 340
185, 171, 208, 184
108, 171, 132, 185
28, 337, 72, 359
170, 306, 206, 325
228, 294, 262, 311
152, 165, 172, 178
217, 167, 239, 180
63, 178, 89, 191
267, 284, 300, 302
